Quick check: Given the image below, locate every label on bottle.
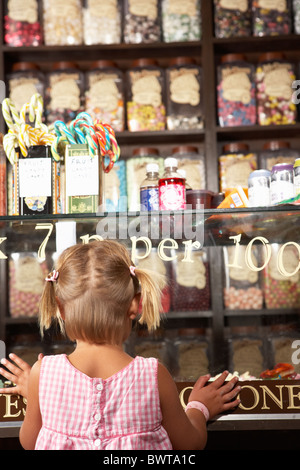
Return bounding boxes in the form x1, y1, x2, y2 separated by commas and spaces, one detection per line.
159, 183, 185, 210
140, 187, 159, 210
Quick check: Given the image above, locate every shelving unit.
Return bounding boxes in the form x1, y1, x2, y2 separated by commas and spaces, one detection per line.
1, 3, 300, 443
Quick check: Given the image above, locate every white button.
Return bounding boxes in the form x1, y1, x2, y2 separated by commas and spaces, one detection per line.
94, 439, 101, 447
96, 383, 103, 391
94, 413, 100, 421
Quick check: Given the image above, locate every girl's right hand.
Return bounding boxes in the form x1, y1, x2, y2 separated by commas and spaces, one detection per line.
188, 371, 241, 419
0, 353, 43, 399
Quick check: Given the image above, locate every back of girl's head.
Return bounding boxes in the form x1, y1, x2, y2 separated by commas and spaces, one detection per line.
39, 240, 165, 344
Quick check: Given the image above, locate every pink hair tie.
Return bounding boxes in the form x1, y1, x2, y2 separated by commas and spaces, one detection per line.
129, 266, 136, 277
45, 270, 59, 282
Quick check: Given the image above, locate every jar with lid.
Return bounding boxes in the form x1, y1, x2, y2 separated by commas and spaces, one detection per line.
171, 248, 211, 311
293, 0, 300, 33
294, 158, 300, 196
159, 157, 186, 210
172, 146, 206, 190
161, 0, 201, 42
217, 54, 256, 127
0, 139, 6, 216
256, 53, 297, 126
8, 63, 45, 115
248, 169, 271, 207
45, 62, 84, 124
123, 0, 161, 44
43, 0, 83, 46
4, 0, 43, 46
252, 0, 292, 37
83, 0, 121, 45
126, 59, 166, 132
270, 163, 294, 204
260, 141, 300, 171
174, 329, 209, 381
85, 61, 125, 132
126, 147, 163, 211
223, 245, 263, 310
219, 143, 257, 196
214, 0, 252, 38
166, 57, 203, 131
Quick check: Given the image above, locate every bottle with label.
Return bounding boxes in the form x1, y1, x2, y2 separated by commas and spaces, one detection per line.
294, 159, 300, 196
140, 163, 160, 211
159, 158, 186, 210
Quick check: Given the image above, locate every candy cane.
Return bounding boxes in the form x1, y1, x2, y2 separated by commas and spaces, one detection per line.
2, 98, 20, 130
54, 121, 77, 145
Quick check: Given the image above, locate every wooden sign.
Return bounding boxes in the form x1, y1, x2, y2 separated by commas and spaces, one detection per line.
0, 393, 26, 422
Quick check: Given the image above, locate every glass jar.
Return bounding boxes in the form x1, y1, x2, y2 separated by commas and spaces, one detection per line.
45, 62, 84, 124
256, 53, 297, 126
4, 0, 43, 46
8, 62, 45, 114
223, 245, 263, 310
9, 252, 49, 318
229, 328, 265, 378
123, 0, 161, 43
83, 0, 121, 45
85, 60, 125, 132
126, 147, 163, 211
293, 0, 300, 33
0, 142, 7, 216
172, 146, 206, 190
161, 0, 201, 42
248, 169, 271, 207
43, 0, 83, 46
263, 243, 300, 309
252, 0, 292, 36
270, 163, 294, 204
166, 57, 203, 130
126, 59, 166, 132
219, 143, 257, 195
174, 329, 209, 381
171, 248, 211, 311
214, 0, 252, 38
260, 141, 300, 171
217, 54, 256, 127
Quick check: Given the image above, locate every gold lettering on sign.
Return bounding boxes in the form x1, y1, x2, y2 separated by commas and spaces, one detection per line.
35, 223, 54, 261
277, 242, 300, 278
179, 386, 193, 408
261, 385, 284, 410
0, 394, 21, 419
286, 385, 300, 409
238, 385, 260, 411
227, 234, 242, 268
245, 237, 271, 272
130, 236, 152, 263
158, 238, 178, 261
0, 238, 7, 260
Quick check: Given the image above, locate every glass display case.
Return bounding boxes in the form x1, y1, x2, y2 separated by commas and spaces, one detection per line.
1, 206, 300, 437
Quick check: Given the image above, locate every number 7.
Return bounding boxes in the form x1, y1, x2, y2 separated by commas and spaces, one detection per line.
35, 223, 54, 261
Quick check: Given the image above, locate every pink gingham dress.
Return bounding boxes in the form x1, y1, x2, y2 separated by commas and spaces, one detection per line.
35, 354, 172, 450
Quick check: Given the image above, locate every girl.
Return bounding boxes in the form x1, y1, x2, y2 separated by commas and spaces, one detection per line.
0, 240, 240, 450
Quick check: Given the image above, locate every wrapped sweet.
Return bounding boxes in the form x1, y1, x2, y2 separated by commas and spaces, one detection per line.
214, 0, 252, 38
162, 0, 201, 42
252, 0, 292, 37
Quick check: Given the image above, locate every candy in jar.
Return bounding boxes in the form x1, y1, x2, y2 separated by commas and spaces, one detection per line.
8, 62, 45, 114
123, 0, 161, 43
260, 141, 300, 171
214, 0, 252, 38
45, 62, 84, 124
85, 61, 125, 132
256, 53, 297, 126
83, 0, 121, 45
217, 54, 256, 127
172, 146, 206, 190
43, 0, 83, 45
252, 0, 292, 37
126, 59, 166, 132
166, 57, 203, 130
293, 0, 300, 33
104, 160, 127, 212
4, 0, 43, 46
161, 0, 201, 42
219, 143, 257, 195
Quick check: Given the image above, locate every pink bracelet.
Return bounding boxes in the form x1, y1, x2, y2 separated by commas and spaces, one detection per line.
185, 401, 210, 422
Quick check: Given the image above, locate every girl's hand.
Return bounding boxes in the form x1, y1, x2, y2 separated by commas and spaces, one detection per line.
0, 353, 43, 399
188, 371, 241, 419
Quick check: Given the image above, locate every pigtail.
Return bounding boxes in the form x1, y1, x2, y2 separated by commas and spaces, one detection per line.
134, 267, 166, 331
39, 277, 64, 337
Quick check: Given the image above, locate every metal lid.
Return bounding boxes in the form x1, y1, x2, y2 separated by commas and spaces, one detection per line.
248, 169, 271, 181
294, 158, 300, 168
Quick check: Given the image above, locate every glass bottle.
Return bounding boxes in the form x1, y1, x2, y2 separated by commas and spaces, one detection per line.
140, 163, 160, 211
159, 157, 186, 210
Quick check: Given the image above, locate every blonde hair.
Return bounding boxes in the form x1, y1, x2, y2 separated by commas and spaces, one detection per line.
39, 240, 166, 344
